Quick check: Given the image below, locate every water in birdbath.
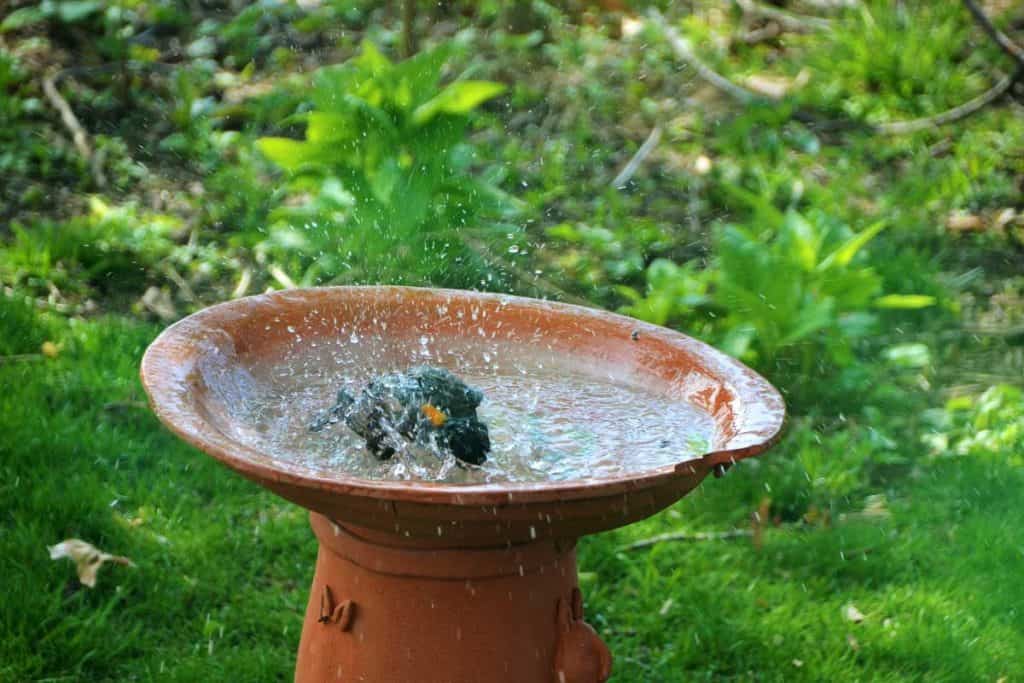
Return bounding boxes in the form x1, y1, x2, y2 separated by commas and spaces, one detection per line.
197, 331, 716, 484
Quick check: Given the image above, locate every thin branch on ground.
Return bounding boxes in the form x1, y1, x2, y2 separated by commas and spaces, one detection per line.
652, 2, 1020, 136
42, 71, 107, 187
42, 72, 91, 161
739, 23, 783, 45
737, 0, 831, 33
161, 263, 197, 303
876, 68, 1021, 135
268, 265, 297, 289
611, 126, 662, 189
647, 8, 765, 104
623, 528, 754, 551
792, 0, 859, 12
962, 0, 1024, 67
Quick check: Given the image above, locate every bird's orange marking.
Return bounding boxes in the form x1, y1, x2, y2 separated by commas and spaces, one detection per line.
421, 403, 448, 427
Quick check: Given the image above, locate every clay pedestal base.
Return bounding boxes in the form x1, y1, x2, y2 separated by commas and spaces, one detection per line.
296, 513, 611, 683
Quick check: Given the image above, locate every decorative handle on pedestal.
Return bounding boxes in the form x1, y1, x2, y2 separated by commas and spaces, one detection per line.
554, 587, 612, 683
318, 585, 355, 631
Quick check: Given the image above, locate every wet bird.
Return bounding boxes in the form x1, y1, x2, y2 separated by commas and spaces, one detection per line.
310, 366, 490, 466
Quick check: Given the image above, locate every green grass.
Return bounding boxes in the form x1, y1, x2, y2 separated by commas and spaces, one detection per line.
0, 298, 308, 681
588, 459, 1024, 681
3, 0, 1024, 679
3, 296, 1023, 681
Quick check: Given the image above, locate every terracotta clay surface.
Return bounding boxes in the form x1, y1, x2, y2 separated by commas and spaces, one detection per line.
297, 513, 604, 682
140, 286, 785, 682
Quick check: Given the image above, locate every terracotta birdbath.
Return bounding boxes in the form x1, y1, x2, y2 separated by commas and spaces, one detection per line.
141, 286, 784, 682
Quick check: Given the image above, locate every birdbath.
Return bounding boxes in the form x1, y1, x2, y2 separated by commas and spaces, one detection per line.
141, 286, 784, 683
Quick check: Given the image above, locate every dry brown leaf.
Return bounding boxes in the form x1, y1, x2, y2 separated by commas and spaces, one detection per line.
861, 494, 891, 520
621, 15, 644, 39
842, 603, 866, 624
993, 208, 1018, 229
743, 69, 810, 99
946, 212, 985, 232
694, 155, 713, 176
48, 539, 134, 588
222, 80, 276, 106
41, 341, 61, 358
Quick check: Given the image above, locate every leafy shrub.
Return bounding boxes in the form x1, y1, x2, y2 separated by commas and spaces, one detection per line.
256, 40, 516, 287
926, 385, 1024, 463
798, 1, 982, 124
1, 198, 181, 297
619, 196, 935, 406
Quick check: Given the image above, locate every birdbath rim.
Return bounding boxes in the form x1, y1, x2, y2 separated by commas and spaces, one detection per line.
140, 285, 785, 507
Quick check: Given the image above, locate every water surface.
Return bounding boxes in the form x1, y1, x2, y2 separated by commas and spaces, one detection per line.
199, 332, 715, 484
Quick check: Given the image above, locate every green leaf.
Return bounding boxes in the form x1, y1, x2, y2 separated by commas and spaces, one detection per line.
781, 210, 821, 271
1, 6, 47, 31
394, 43, 454, 105
719, 324, 757, 360
306, 112, 354, 144
412, 81, 506, 125
883, 343, 931, 369
256, 138, 321, 172
545, 223, 582, 243
57, 0, 101, 22
820, 267, 882, 309
356, 40, 391, 75
819, 220, 886, 270
312, 64, 362, 112
367, 157, 402, 203
613, 285, 642, 303
778, 298, 835, 346
717, 181, 785, 227
874, 294, 936, 309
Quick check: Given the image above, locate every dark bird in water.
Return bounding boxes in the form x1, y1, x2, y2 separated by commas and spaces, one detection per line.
310, 366, 490, 466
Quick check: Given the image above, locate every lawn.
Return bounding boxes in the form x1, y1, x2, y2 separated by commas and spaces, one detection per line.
2, 1, 1023, 681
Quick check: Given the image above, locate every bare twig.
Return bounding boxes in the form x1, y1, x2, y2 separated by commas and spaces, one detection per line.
737, 0, 831, 33
269, 265, 297, 289
231, 268, 253, 299
42, 72, 91, 161
611, 126, 662, 189
648, 8, 763, 104
623, 528, 753, 551
739, 23, 783, 45
161, 263, 197, 303
42, 71, 107, 187
792, 0, 858, 12
964, 323, 1024, 337
962, 0, 1024, 67
876, 68, 1020, 135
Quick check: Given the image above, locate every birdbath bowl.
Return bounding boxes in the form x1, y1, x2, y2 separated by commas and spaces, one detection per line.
141, 286, 784, 683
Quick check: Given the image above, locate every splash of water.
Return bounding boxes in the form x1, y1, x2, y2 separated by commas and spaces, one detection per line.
198, 330, 715, 484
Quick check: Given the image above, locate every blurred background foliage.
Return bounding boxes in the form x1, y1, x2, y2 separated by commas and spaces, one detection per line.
2, 0, 1023, 680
